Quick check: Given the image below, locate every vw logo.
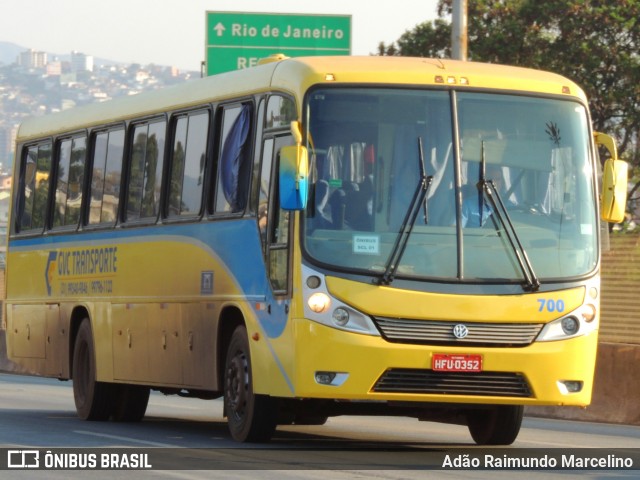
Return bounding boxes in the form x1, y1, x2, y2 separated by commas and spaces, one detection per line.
452, 324, 469, 339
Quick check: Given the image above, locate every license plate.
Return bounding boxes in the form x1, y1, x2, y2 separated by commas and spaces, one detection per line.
432, 354, 483, 372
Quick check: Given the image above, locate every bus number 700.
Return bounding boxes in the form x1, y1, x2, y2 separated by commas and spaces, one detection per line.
537, 298, 565, 313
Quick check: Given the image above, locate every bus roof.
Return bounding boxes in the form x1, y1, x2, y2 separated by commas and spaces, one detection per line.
270, 55, 586, 102
16, 56, 586, 143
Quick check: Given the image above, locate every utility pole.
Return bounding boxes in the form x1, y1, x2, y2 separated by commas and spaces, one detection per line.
452, 0, 468, 61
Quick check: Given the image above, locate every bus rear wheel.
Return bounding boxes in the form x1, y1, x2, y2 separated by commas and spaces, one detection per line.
72, 319, 115, 421
111, 384, 150, 422
223, 325, 277, 442
467, 405, 524, 445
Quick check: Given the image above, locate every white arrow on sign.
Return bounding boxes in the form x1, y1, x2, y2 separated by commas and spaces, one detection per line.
213, 22, 226, 36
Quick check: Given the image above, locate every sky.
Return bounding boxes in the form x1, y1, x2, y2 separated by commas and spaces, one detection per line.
0, 0, 441, 72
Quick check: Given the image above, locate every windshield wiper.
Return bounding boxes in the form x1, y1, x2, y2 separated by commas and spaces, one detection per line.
477, 141, 540, 291
379, 137, 433, 285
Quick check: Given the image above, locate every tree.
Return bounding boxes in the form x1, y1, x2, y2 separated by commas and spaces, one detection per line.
379, 0, 640, 223
378, 18, 452, 58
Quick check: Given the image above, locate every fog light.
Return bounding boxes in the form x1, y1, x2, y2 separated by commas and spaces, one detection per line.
332, 307, 349, 326
315, 371, 337, 385
308, 293, 330, 313
315, 371, 348, 386
560, 380, 583, 393
561, 316, 579, 335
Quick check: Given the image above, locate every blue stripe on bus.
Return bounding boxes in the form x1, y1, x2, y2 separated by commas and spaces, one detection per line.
10, 219, 289, 338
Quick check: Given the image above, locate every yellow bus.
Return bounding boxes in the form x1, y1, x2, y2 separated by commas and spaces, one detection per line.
3, 56, 627, 445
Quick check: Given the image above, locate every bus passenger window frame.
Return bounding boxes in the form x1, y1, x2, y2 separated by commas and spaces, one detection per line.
84, 124, 126, 229
50, 131, 88, 233
123, 115, 168, 226
164, 108, 211, 221
15, 139, 53, 236
212, 101, 254, 216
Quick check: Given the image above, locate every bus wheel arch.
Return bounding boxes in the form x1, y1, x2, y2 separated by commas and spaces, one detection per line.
218, 307, 277, 442
217, 305, 246, 390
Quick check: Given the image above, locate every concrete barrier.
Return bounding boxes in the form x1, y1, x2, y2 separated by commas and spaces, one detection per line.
526, 343, 640, 426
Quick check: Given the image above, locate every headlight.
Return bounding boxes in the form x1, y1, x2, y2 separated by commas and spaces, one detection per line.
537, 304, 597, 342
302, 265, 379, 336
308, 292, 330, 313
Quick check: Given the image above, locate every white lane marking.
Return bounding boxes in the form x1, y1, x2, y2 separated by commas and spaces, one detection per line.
74, 430, 179, 447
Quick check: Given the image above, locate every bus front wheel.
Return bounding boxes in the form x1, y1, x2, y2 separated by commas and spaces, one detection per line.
72, 319, 115, 421
223, 325, 277, 442
467, 405, 524, 445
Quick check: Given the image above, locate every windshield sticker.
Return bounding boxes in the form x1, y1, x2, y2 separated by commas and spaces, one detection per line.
353, 235, 380, 255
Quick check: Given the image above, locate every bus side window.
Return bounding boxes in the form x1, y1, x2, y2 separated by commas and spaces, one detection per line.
18, 142, 52, 233
126, 119, 166, 222
215, 103, 253, 214
88, 128, 124, 225
167, 110, 209, 217
52, 136, 86, 229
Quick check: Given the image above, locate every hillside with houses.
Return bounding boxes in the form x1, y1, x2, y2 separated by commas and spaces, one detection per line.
0, 41, 198, 240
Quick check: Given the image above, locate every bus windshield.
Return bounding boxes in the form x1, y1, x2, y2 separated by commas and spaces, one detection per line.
303, 88, 597, 285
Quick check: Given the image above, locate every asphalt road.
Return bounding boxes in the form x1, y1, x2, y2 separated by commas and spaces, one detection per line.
1, 373, 639, 479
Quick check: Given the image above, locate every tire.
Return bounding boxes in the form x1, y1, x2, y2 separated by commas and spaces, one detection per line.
223, 325, 277, 442
111, 384, 150, 422
467, 405, 524, 445
293, 414, 329, 426
72, 319, 115, 421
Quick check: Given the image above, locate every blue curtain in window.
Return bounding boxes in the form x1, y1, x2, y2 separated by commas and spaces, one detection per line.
221, 104, 251, 212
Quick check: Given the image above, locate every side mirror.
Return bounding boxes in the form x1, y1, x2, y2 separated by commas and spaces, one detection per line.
595, 132, 628, 223
279, 122, 309, 210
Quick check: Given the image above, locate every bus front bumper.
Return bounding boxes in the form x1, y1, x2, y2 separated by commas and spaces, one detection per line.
290, 318, 596, 407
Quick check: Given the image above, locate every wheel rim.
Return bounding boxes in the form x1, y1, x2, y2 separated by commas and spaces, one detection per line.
225, 349, 249, 422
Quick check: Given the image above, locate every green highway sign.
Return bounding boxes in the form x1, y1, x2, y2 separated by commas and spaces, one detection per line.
205, 12, 351, 75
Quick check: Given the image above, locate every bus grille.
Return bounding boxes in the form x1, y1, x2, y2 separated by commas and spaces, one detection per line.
372, 369, 533, 397
373, 317, 543, 347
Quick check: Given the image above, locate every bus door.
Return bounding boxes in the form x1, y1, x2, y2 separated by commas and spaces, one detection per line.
259, 135, 293, 296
